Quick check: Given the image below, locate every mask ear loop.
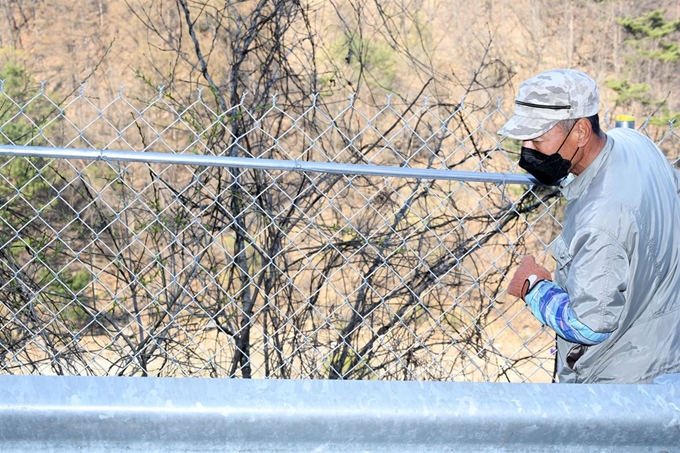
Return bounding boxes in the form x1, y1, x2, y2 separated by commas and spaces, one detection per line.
566, 118, 584, 162
555, 119, 578, 157
550, 119, 581, 170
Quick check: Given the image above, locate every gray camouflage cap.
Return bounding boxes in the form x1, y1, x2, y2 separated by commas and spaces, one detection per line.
498, 69, 599, 140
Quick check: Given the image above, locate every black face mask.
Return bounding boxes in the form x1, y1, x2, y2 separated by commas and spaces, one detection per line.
519, 147, 574, 185
519, 123, 579, 186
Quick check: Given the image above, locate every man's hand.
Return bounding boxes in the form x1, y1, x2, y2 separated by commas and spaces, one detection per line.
508, 255, 552, 300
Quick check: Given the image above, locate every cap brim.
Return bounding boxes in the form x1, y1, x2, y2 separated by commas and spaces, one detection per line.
497, 115, 560, 140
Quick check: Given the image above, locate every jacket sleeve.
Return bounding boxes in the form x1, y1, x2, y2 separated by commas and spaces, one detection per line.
562, 218, 630, 333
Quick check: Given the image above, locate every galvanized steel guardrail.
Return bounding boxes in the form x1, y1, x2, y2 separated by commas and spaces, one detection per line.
0, 375, 678, 452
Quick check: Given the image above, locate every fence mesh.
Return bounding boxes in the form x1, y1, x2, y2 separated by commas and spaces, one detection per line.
0, 84, 678, 382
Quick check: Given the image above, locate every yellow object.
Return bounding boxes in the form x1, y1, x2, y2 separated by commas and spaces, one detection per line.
615, 115, 635, 128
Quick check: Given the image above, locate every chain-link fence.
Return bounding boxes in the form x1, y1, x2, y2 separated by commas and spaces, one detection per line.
0, 84, 678, 382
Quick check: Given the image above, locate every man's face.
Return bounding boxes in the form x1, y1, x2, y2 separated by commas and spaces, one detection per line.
521, 122, 577, 158
517, 119, 589, 183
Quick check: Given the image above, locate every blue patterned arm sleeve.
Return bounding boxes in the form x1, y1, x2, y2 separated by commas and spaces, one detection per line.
525, 280, 612, 345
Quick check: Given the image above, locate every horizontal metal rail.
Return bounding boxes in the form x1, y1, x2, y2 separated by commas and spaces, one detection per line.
0, 145, 542, 185
0, 375, 678, 452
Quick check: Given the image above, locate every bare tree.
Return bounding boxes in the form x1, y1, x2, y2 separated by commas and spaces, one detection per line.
98, 0, 547, 381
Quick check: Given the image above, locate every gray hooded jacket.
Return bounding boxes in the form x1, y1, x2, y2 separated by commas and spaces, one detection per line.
552, 127, 680, 383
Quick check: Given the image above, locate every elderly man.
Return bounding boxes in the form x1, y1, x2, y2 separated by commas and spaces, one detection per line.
500, 69, 680, 383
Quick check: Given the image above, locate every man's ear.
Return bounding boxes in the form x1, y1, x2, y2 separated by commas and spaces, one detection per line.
576, 117, 592, 146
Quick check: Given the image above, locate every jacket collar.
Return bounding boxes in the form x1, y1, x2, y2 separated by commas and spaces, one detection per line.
560, 134, 613, 201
